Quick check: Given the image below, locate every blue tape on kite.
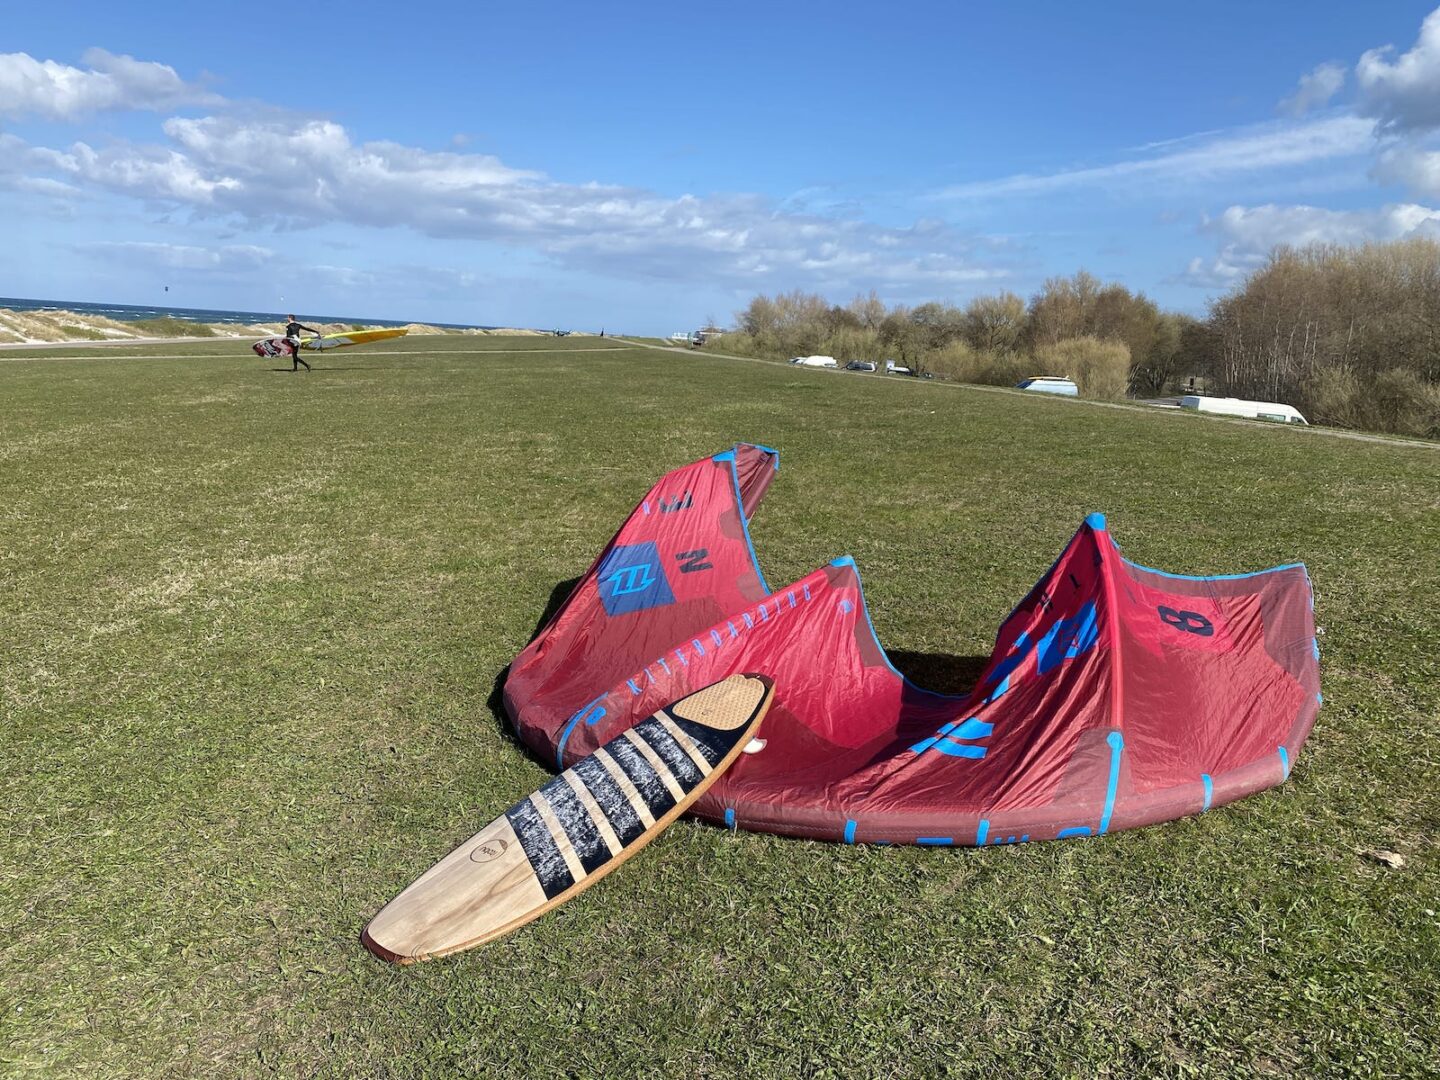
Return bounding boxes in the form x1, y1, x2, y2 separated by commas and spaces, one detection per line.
1098, 731, 1124, 835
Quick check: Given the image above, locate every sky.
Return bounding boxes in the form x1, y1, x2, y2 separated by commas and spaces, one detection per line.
4, 1, 1440, 332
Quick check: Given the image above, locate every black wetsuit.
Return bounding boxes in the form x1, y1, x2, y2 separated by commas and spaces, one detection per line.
285, 321, 319, 370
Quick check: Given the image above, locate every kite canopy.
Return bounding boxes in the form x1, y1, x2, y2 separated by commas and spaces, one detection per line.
505, 445, 1320, 846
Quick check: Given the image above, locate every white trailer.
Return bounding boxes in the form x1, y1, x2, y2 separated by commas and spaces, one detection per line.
1180, 396, 1308, 425
788, 355, 838, 368
1016, 376, 1079, 397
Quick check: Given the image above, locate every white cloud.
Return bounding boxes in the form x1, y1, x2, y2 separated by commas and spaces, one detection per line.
1372, 144, 1440, 196
35, 140, 242, 203
13, 176, 80, 197
1174, 201, 1440, 288
1207, 201, 1440, 249
82, 240, 274, 271
1357, 7, 1440, 133
11, 115, 1014, 294
1172, 252, 1261, 290
0, 132, 38, 175
1278, 62, 1346, 116
307, 263, 486, 294
0, 48, 221, 120
0, 132, 86, 198
75, 242, 490, 305
938, 116, 1375, 199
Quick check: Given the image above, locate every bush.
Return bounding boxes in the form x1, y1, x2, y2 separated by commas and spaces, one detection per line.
986, 351, 1031, 387
1358, 369, 1440, 439
820, 326, 883, 364
1306, 365, 1440, 437
706, 331, 766, 359
924, 341, 984, 382
60, 325, 108, 341
1033, 336, 1131, 399
1307, 366, 1363, 429
925, 342, 1028, 386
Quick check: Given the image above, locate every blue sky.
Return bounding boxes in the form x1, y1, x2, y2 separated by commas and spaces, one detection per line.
4, 1, 1440, 331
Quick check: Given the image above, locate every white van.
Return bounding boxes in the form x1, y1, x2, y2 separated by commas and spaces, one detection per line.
1180, 396, 1308, 425
788, 355, 838, 368
1016, 376, 1079, 397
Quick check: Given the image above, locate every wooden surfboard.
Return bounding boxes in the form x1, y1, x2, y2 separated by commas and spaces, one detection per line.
362, 673, 774, 964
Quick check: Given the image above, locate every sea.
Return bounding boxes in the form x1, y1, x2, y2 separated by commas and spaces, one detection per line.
0, 295, 497, 331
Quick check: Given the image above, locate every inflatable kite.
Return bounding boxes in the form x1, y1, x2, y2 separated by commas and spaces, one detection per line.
504, 445, 1320, 845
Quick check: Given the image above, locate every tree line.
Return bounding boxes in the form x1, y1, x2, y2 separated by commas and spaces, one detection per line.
1206, 238, 1439, 437
715, 236, 1440, 438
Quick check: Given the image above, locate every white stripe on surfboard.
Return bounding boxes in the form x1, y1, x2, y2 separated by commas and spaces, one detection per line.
528, 791, 586, 883
622, 729, 686, 802
562, 770, 624, 857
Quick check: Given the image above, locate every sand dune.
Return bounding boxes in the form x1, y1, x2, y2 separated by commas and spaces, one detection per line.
0, 308, 555, 345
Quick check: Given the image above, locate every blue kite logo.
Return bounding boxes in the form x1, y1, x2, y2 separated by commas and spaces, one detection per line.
910, 601, 1100, 759
597, 542, 676, 616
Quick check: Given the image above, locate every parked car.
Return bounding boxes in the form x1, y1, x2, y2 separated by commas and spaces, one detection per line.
1016, 376, 1079, 397
884, 359, 912, 376
845, 360, 877, 372
788, 355, 838, 368
1180, 395, 1308, 424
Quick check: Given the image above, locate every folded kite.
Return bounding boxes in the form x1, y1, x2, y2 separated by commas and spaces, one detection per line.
504, 445, 1320, 846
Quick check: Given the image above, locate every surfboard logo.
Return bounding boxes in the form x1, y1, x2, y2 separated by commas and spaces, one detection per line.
469, 839, 509, 863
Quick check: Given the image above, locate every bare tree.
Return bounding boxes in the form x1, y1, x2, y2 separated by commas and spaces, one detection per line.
962, 292, 1027, 353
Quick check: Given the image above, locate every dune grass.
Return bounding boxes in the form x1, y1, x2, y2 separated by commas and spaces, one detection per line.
1, 335, 1435, 1078
125, 317, 218, 337
58, 325, 110, 341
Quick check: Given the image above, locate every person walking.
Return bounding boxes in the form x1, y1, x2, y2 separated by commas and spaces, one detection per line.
283, 315, 320, 371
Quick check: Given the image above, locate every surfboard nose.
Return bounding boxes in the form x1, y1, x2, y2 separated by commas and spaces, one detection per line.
360, 925, 412, 965
362, 673, 775, 962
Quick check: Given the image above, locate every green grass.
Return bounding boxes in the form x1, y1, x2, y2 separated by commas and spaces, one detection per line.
1, 337, 1436, 1078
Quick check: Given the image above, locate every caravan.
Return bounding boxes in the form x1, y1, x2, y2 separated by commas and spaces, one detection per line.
1180, 396, 1308, 425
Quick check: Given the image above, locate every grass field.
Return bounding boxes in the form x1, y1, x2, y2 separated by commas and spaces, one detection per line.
2, 335, 1436, 1078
